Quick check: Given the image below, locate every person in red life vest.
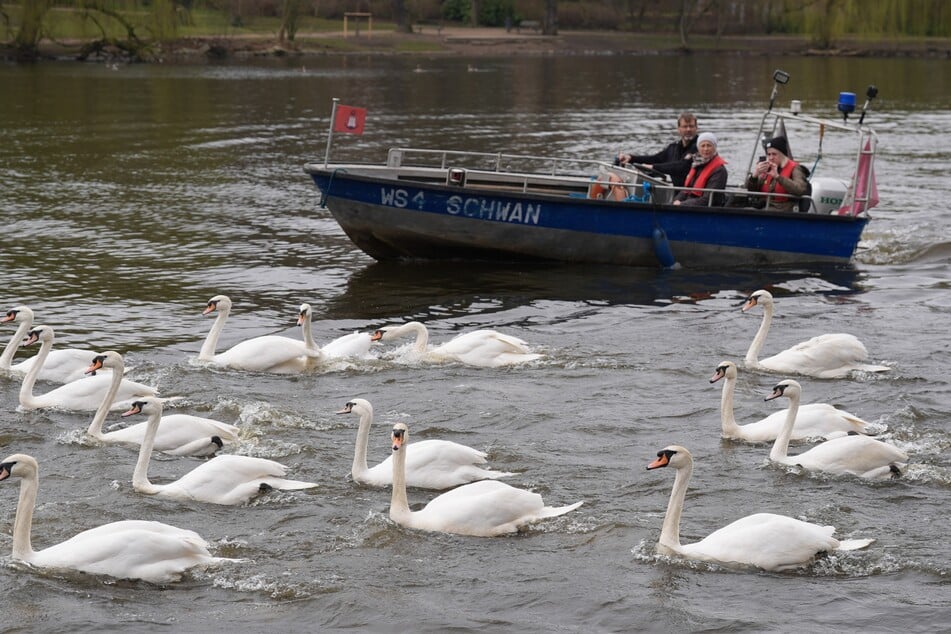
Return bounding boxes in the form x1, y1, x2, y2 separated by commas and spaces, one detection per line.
746, 136, 809, 211
616, 112, 699, 188
673, 132, 728, 207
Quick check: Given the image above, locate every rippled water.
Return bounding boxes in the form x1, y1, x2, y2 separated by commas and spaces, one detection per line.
1, 55, 949, 632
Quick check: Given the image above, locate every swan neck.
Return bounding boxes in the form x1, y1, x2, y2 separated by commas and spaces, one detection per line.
11, 469, 38, 560
401, 322, 428, 353
199, 309, 228, 360
769, 392, 799, 463
745, 302, 773, 367
660, 462, 691, 552
18, 337, 52, 409
719, 375, 740, 435
0, 320, 31, 368
389, 441, 412, 523
301, 313, 316, 350
86, 362, 124, 438
131, 410, 162, 493
351, 410, 371, 480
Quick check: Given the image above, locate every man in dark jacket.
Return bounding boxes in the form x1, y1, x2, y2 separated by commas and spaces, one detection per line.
616, 113, 699, 188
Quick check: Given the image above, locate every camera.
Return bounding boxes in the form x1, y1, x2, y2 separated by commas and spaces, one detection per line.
758, 155, 766, 162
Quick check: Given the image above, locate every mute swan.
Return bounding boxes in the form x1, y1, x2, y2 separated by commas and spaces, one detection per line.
371, 321, 542, 368
646, 445, 874, 571
0, 453, 231, 583
388, 422, 582, 536
1, 306, 109, 384
298, 303, 373, 359
85, 351, 238, 456
198, 295, 320, 373
741, 289, 890, 378
765, 380, 908, 479
337, 398, 513, 489
19, 326, 159, 412
710, 360, 878, 442
125, 397, 317, 505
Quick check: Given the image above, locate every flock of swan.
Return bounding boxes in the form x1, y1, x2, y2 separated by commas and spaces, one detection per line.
0, 288, 911, 582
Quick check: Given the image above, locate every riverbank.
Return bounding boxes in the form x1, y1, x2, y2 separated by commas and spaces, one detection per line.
10, 26, 951, 62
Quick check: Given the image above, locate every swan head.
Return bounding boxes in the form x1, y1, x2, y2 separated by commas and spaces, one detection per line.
710, 360, 737, 384
121, 396, 164, 419
85, 350, 123, 376
391, 422, 408, 452
2, 306, 33, 324
646, 445, 692, 471
23, 325, 54, 347
765, 379, 801, 402
203, 295, 232, 316
370, 327, 391, 342
336, 398, 371, 417
297, 303, 312, 326
742, 289, 774, 313
0, 453, 38, 482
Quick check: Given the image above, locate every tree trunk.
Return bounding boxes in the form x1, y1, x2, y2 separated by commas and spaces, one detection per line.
470, 0, 480, 27
14, 0, 54, 58
391, 0, 413, 34
543, 0, 557, 35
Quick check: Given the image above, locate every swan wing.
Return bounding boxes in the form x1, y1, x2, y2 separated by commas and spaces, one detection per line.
13, 348, 106, 384
753, 403, 875, 441
414, 480, 579, 536
433, 330, 541, 368
761, 333, 886, 378
364, 439, 513, 489
681, 513, 840, 571
103, 414, 239, 451
31, 520, 223, 583
788, 435, 908, 478
320, 332, 374, 358
211, 335, 316, 373
162, 455, 316, 505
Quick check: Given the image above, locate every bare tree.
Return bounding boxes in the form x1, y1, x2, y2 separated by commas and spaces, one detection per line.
543, 0, 557, 35
391, 0, 412, 33
470, 0, 480, 27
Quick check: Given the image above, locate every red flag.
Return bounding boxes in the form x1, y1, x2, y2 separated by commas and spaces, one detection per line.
333, 105, 366, 135
837, 138, 878, 216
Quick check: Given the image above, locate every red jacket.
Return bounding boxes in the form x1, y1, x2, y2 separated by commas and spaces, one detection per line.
683, 156, 727, 197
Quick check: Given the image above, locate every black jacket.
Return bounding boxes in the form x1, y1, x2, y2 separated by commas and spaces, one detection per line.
620, 137, 698, 188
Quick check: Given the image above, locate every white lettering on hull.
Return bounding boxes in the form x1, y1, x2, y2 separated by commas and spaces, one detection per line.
379, 188, 541, 225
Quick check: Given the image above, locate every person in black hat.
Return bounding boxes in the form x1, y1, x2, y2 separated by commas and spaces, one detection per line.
747, 136, 810, 212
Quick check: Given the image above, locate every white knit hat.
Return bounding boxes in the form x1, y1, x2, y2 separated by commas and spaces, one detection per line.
697, 132, 718, 147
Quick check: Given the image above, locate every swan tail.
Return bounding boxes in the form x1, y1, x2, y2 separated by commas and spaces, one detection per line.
836, 538, 875, 551
266, 478, 319, 491
537, 500, 584, 518
483, 469, 516, 480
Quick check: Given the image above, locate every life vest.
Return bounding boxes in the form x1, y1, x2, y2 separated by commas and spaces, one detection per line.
760, 159, 800, 202
683, 155, 726, 197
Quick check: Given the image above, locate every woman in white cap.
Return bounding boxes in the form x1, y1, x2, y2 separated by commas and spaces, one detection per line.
747, 136, 810, 211
673, 131, 728, 207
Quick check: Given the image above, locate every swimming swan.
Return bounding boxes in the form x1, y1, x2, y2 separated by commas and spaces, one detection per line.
371, 321, 542, 368
126, 397, 317, 505
85, 351, 238, 456
298, 303, 373, 359
0, 453, 231, 583
646, 445, 874, 571
1, 305, 110, 384
742, 289, 890, 378
337, 398, 513, 489
198, 295, 320, 373
710, 360, 878, 442
765, 380, 908, 479
18, 326, 159, 412
388, 422, 582, 536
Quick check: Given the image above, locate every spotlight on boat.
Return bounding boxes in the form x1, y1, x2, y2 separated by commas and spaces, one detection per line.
772, 69, 790, 85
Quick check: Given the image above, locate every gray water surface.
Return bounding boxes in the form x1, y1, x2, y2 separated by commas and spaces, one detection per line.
1, 54, 949, 632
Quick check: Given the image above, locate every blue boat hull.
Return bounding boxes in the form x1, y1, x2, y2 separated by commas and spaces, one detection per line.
307, 168, 869, 268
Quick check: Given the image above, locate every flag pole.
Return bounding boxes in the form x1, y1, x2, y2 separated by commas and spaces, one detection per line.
324, 97, 339, 168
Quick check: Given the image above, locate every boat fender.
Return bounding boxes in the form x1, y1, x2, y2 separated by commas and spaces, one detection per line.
652, 226, 678, 268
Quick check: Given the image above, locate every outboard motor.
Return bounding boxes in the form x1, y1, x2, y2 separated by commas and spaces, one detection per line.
809, 177, 849, 214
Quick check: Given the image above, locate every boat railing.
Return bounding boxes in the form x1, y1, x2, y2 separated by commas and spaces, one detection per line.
386, 147, 612, 177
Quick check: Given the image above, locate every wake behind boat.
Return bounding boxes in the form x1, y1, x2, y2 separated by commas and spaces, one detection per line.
305, 71, 880, 269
